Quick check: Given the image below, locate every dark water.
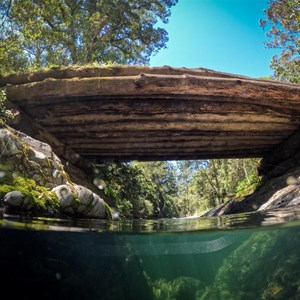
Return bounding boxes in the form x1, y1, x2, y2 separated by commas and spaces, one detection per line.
1, 208, 300, 300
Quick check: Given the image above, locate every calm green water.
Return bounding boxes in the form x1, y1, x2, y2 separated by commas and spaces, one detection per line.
1, 208, 300, 300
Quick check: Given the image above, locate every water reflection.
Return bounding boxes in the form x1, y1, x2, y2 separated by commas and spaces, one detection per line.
1, 207, 300, 233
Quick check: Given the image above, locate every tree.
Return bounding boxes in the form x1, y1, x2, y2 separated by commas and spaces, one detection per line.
136, 161, 179, 218
95, 161, 179, 219
0, 0, 177, 73
260, 0, 300, 83
176, 159, 261, 216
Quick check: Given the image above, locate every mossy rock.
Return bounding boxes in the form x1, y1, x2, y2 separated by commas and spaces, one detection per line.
0, 172, 59, 213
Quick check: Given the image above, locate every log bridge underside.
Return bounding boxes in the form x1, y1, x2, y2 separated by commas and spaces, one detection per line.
2, 66, 300, 177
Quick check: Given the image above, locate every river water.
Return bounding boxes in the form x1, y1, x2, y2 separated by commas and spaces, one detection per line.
1, 208, 300, 300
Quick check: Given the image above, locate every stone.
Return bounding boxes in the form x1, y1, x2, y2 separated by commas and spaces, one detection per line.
63, 206, 75, 215
45, 182, 55, 189
286, 175, 300, 185
0, 127, 111, 219
32, 174, 44, 185
258, 184, 300, 211
4, 191, 24, 207
73, 185, 93, 206
85, 194, 107, 219
0, 129, 21, 156
52, 169, 64, 185
73, 184, 107, 218
52, 185, 74, 207
26, 147, 48, 168
204, 167, 300, 216
288, 197, 300, 206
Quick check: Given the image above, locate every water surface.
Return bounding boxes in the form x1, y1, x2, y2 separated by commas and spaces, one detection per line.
1, 208, 300, 300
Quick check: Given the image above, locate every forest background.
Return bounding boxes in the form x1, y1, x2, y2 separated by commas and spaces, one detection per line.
0, 0, 299, 218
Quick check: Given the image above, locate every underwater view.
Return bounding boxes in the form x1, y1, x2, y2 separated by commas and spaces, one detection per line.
1, 208, 300, 300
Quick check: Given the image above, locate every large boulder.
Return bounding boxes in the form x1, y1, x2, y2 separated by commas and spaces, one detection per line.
203, 169, 300, 216
0, 126, 111, 219
52, 184, 108, 218
258, 181, 300, 211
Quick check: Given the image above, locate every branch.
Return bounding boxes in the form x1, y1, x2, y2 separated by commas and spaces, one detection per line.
0, 0, 12, 29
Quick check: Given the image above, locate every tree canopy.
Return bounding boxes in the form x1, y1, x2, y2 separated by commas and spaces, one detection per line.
261, 0, 300, 83
0, 0, 177, 73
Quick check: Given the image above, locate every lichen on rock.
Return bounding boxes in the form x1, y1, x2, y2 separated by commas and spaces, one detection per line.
52, 184, 109, 219
0, 126, 111, 219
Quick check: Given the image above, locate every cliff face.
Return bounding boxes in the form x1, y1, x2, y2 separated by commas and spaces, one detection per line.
0, 125, 111, 219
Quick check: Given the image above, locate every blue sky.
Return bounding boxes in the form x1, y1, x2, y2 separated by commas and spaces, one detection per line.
150, 0, 279, 78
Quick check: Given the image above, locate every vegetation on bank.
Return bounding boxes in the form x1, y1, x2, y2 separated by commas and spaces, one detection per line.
95, 159, 262, 219
0, 172, 59, 212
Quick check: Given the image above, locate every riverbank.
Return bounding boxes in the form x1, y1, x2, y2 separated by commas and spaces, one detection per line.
0, 125, 111, 219
203, 169, 300, 216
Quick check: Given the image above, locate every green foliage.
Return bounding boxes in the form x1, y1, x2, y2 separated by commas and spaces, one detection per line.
0, 172, 59, 209
234, 173, 262, 199
260, 0, 300, 83
0, 89, 8, 122
94, 158, 261, 219
175, 159, 261, 216
95, 161, 179, 219
0, 0, 178, 73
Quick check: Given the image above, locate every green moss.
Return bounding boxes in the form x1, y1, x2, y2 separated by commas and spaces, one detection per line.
104, 202, 113, 220
0, 173, 59, 210
1, 63, 126, 77
0, 89, 9, 123
262, 282, 284, 299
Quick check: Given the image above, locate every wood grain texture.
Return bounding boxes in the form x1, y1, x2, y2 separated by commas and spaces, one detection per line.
3, 66, 300, 164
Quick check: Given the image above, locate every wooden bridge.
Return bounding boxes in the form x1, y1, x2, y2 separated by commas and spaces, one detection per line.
2, 66, 300, 175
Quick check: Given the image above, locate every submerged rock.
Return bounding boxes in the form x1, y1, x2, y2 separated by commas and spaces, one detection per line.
0, 126, 111, 219
204, 229, 300, 300
153, 276, 205, 300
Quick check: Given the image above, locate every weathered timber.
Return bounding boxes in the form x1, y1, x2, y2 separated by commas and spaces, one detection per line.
44, 122, 297, 133
0, 65, 251, 87
89, 149, 268, 162
3, 66, 300, 163
79, 145, 269, 154
6, 75, 300, 105
54, 130, 293, 139
69, 139, 282, 150
35, 112, 298, 125
26, 98, 300, 119
64, 135, 283, 145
